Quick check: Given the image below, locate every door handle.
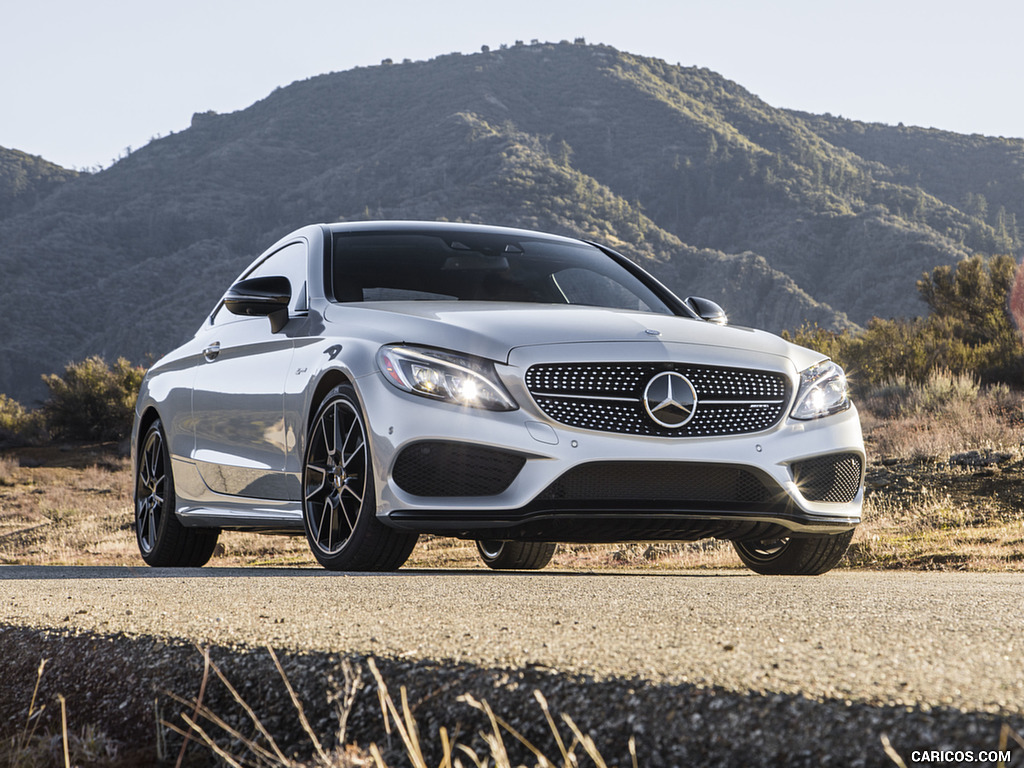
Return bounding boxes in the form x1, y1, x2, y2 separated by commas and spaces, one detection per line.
203, 342, 221, 361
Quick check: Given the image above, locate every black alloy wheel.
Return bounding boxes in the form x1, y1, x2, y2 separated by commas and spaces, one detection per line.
135, 419, 218, 567
476, 539, 556, 570
302, 385, 417, 570
732, 529, 855, 575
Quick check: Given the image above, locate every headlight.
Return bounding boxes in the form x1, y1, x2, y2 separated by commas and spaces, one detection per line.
377, 345, 517, 411
791, 360, 850, 420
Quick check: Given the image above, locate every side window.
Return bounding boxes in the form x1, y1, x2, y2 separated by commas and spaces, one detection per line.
246, 242, 308, 314
211, 242, 309, 325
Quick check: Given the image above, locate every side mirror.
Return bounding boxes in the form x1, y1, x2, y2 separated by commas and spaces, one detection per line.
683, 296, 728, 325
224, 276, 291, 333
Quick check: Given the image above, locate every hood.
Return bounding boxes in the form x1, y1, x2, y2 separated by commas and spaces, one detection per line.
323, 302, 823, 369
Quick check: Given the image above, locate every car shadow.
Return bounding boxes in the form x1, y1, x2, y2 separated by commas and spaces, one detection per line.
0, 564, 750, 580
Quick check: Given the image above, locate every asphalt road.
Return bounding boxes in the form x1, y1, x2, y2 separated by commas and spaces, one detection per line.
1, 566, 1021, 716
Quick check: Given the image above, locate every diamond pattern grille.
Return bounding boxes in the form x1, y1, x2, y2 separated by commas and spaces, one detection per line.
525, 363, 789, 437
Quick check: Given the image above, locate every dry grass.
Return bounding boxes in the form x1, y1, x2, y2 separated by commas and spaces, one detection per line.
9, 646, 1019, 768
166, 648, 635, 768
0, 455, 20, 487
850, 378, 1024, 570
0, 445, 316, 568
0, 447, 135, 567
1, 660, 122, 768
4, 647, 636, 768
0, 444, 746, 571
4, 382, 1024, 573
849, 488, 1024, 570
860, 373, 1024, 462
862, 405, 1023, 463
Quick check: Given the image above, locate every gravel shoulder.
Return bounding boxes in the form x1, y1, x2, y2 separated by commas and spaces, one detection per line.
2, 568, 1023, 765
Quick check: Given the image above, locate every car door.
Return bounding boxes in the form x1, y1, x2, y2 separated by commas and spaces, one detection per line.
191, 241, 309, 500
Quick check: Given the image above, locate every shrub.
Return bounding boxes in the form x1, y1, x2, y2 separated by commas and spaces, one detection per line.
859, 375, 1024, 461
0, 393, 45, 446
41, 356, 145, 442
860, 369, 982, 419
785, 254, 1024, 390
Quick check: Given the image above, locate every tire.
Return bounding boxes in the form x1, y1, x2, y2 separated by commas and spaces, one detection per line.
732, 529, 855, 575
135, 419, 218, 567
302, 384, 417, 571
476, 539, 556, 570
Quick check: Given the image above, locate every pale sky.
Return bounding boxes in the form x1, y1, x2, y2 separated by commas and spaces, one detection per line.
3, 0, 1022, 171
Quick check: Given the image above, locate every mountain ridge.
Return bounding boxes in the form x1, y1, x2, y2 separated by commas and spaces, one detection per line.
0, 42, 1020, 404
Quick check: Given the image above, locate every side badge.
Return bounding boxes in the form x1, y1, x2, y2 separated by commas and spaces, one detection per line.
324, 344, 342, 360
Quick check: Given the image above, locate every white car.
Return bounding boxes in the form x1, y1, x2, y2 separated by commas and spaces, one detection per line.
132, 221, 864, 574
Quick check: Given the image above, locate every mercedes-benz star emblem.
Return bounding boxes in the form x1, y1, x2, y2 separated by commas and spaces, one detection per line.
643, 371, 697, 428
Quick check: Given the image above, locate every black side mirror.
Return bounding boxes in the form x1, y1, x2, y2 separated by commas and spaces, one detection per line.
683, 296, 728, 326
224, 276, 291, 332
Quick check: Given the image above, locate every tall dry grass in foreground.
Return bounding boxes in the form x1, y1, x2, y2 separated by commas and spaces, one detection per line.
4, 649, 639, 768
6, 648, 1022, 768
168, 649, 639, 768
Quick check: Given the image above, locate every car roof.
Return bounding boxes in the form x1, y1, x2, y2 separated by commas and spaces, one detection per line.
323, 220, 586, 245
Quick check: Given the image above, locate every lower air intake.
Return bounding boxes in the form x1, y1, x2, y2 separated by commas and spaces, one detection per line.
791, 453, 863, 503
537, 461, 776, 507
393, 442, 526, 497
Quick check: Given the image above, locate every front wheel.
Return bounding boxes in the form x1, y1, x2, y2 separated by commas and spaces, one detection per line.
476, 539, 556, 570
732, 529, 855, 575
302, 385, 417, 571
135, 419, 218, 567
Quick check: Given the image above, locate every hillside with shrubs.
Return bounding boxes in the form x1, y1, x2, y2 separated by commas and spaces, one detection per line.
1, 41, 1023, 404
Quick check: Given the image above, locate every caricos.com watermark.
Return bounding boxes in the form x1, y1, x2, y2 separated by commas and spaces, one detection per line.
910, 750, 1012, 764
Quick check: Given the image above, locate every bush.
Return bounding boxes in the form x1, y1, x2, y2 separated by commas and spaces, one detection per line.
858, 373, 1024, 461
860, 369, 982, 419
785, 254, 1024, 389
41, 356, 145, 442
0, 394, 45, 446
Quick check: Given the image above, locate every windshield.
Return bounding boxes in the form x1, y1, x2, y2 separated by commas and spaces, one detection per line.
330, 231, 674, 315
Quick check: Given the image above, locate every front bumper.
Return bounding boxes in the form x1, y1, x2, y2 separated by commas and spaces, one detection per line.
354, 344, 865, 543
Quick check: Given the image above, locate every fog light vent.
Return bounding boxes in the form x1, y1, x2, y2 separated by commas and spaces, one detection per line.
393, 442, 526, 497
791, 453, 863, 503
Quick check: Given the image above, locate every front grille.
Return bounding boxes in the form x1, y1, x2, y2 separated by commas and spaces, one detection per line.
392, 442, 526, 497
525, 363, 788, 437
537, 461, 776, 508
791, 453, 863, 503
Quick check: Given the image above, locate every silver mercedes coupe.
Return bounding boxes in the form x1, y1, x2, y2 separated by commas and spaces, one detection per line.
132, 221, 864, 574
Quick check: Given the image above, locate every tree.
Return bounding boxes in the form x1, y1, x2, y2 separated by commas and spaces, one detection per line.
916, 254, 1018, 348
789, 254, 1024, 387
41, 356, 146, 441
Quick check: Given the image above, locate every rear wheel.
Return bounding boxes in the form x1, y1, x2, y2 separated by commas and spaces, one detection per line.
476, 539, 556, 570
135, 419, 218, 567
303, 385, 417, 571
732, 529, 854, 575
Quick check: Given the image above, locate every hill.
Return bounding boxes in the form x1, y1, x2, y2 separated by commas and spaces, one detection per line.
0, 41, 1020, 404
0, 147, 78, 221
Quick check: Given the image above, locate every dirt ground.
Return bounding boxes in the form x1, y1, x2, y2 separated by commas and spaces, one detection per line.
2, 436, 1023, 572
